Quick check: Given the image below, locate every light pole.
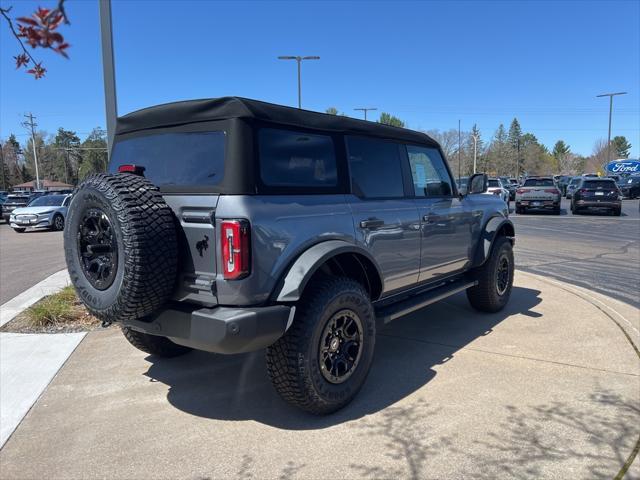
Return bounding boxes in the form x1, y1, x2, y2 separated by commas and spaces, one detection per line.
471, 133, 478, 174
99, 0, 117, 159
596, 91, 627, 169
354, 107, 377, 121
278, 55, 320, 109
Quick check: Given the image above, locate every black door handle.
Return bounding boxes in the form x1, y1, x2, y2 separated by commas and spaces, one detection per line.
360, 219, 385, 229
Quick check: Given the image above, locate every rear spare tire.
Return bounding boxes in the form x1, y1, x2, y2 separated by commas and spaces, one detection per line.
64, 173, 178, 324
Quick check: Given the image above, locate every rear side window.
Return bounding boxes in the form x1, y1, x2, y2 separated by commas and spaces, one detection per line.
523, 178, 554, 187
406, 145, 453, 197
110, 131, 225, 187
259, 128, 337, 188
347, 137, 404, 198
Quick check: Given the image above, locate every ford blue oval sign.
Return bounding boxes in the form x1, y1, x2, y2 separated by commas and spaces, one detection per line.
606, 159, 640, 174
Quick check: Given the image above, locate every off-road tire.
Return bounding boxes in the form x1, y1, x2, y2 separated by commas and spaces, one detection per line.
266, 277, 376, 415
52, 213, 65, 231
121, 326, 192, 358
13, 227, 25, 233
64, 173, 178, 324
466, 236, 514, 313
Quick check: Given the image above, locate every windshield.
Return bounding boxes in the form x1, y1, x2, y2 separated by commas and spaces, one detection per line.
523, 178, 554, 187
110, 131, 226, 188
6, 196, 30, 203
28, 195, 66, 207
488, 179, 500, 187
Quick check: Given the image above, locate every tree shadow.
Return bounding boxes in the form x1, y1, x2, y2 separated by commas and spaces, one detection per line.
143, 286, 543, 430
464, 390, 640, 479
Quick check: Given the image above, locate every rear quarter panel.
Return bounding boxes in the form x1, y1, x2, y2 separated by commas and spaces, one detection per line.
214, 194, 355, 306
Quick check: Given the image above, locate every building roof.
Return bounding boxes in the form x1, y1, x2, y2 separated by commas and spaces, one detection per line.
13, 179, 73, 188
115, 96, 438, 146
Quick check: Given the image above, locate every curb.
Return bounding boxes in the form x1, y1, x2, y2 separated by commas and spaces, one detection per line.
0, 270, 71, 328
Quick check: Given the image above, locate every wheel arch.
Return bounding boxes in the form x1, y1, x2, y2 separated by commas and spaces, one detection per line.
274, 240, 384, 302
472, 216, 515, 267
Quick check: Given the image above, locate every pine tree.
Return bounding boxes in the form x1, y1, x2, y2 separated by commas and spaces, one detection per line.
377, 112, 405, 128
325, 107, 338, 115
552, 140, 571, 172
611, 136, 631, 159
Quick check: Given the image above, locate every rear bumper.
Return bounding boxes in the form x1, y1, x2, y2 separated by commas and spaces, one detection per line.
123, 304, 292, 354
516, 199, 559, 209
576, 200, 621, 208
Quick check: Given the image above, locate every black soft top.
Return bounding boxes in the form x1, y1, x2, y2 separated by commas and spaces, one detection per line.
116, 96, 437, 146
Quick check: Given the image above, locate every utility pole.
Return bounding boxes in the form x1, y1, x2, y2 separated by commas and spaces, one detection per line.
99, 0, 118, 158
278, 55, 320, 108
596, 91, 627, 169
22, 113, 40, 190
354, 107, 377, 121
516, 137, 520, 180
471, 132, 478, 174
0, 141, 6, 191
458, 119, 462, 181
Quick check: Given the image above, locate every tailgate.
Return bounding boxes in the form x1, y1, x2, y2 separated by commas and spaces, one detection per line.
520, 188, 554, 200
163, 195, 219, 307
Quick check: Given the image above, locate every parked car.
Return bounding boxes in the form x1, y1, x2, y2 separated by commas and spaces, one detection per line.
1, 194, 32, 222
617, 176, 640, 199
63, 97, 515, 414
571, 178, 621, 215
9, 194, 72, 232
487, 178, 509, 203
499, 176, 516, 200
566, 176, 581, 199
515, 177, 562, 214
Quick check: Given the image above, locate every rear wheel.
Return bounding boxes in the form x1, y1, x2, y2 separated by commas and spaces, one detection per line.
466, 236, 514, 313
121, 327, 192, 358
612, 207, 621, 216
553, 206, 561, 215
266, 277, 376, 414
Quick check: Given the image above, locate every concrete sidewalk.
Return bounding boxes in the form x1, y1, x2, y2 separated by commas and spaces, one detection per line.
0, 272, 638, 479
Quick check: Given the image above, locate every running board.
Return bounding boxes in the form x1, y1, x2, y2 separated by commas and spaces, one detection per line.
375, 279, 477, 325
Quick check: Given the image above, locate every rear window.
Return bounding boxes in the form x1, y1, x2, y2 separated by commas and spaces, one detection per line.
583, 180, 616, 189
110, 131, 225, 187
259, 128, 337, 188
523, 178, 554, 187
347, 137, 404, 198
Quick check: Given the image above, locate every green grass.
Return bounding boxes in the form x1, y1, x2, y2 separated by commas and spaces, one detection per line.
26, 286, 81, 327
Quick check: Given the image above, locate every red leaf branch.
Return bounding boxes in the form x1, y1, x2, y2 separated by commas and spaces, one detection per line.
0, 0, 70, 79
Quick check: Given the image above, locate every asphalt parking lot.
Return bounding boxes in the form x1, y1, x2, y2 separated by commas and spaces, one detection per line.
0, 198, 638, 479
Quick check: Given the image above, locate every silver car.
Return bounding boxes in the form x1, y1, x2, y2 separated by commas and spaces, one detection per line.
9, 194, 72, 233
515, 177, 561, 214
485, 178, 509, 203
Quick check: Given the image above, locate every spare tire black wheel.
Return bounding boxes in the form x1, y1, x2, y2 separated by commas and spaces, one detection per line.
64, 173, 178, 324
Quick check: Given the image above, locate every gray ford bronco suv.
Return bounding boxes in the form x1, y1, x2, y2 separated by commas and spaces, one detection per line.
64, 97, 514, 414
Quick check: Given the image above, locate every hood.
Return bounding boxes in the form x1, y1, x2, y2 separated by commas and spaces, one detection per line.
11, 206, 62, 215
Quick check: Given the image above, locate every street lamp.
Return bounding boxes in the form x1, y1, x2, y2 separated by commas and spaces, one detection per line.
354, 107, 377, 121
278, 55, 320, 109
596, 91, 627, 168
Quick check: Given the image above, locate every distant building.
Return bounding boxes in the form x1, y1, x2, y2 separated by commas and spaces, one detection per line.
12, 179, 74, 192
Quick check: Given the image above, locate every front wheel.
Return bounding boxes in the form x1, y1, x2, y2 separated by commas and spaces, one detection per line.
266, 277, 376, 414
52, 214, 65, 231
466, 236, 514, 313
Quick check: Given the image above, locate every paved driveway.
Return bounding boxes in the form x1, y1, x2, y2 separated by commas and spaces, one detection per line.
0, 224, 66, 304
1, 272, 637, 479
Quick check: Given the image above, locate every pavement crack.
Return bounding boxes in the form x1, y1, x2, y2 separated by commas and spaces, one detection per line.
377, 333, 640, 378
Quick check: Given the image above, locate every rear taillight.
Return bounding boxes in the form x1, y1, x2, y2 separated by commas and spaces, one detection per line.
578, 189, 587, 194
516, 189, 525, 194
221, 219, 250, 280
118, 164, 146, 175
544, 189, 560, 194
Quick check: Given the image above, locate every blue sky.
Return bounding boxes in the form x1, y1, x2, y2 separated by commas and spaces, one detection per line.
1, 0, 638, 157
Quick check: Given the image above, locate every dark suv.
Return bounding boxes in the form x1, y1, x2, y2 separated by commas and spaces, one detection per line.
64, 97, 515, 414
571, 178, 622, 215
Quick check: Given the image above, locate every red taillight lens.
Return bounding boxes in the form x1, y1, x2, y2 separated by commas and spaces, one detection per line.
544, 189, 559, 194
221, 219, 250, 280
118, 164, 146, 175
516, 189, 525, 194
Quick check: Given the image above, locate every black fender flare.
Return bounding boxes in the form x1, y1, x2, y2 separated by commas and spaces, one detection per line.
472, 216, 515, 267
274, 240, 384, 302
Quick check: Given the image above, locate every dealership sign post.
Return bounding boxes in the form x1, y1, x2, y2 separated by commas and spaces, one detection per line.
606, 159, 640, 175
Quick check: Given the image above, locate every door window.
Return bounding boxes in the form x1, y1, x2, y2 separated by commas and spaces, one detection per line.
406, 145, 453, 197
347, 137, 404, 198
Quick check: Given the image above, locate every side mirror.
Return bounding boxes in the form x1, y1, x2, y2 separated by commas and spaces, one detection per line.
468, 173, 488, 194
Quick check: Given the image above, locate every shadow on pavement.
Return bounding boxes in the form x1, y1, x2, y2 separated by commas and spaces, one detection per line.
143, 286, 542, 430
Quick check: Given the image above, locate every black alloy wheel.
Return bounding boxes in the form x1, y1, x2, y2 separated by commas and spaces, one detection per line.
77, 208, 118, 291
496, 255, 510, 296
319, 309, 364, 384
